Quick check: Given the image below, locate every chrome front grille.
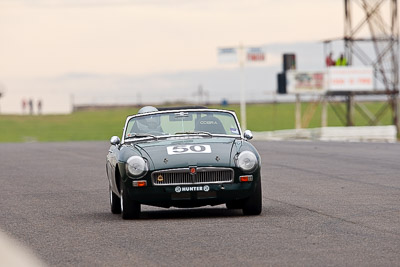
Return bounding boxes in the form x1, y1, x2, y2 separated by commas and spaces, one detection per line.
151, 167, 234, 186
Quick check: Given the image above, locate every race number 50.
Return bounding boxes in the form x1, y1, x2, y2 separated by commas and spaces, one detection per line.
167, 145, 212, 155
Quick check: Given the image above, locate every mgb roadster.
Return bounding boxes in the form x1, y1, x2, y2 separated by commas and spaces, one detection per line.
106, 106, 262, 219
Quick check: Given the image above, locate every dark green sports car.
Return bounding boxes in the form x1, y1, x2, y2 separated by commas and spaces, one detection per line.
106, 106, 262, 219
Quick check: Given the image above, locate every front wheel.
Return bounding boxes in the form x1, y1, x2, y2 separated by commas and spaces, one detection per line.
109, 185, 121, 214
226, 199, 243, 209
242, 178, 262, 216
120, 179, 141, 219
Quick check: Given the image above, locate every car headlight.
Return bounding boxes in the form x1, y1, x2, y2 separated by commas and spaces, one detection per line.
236, 151, 258, 173
126, 156, 148, 178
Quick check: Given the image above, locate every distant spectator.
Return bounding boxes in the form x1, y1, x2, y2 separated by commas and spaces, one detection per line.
336, 54, 347, 66
325, 52, 335, 67
22, 99, 27, 114
28, 99, 33, 115
37, 99, 42, 115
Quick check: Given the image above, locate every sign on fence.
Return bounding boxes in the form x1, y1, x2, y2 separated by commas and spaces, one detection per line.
217, 48, 238, 64
326, 67, 374, 91
286, 70, 325, 94
246, 47, 266, 62
286, 67, 374, 94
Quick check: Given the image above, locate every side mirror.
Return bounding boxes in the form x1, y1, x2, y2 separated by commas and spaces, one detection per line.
110, 136, 120, 145
243, 130, 253, 140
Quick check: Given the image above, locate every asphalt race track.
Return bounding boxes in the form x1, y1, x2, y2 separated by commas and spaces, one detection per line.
1, 141, 399, 266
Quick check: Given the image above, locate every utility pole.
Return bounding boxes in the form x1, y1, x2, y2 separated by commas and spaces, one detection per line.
0, 83, 5, 114
239, 43, 247, 130
217, 44, 266, 131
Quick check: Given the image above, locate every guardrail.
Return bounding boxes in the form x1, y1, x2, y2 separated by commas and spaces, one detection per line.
253, 126, 397, 143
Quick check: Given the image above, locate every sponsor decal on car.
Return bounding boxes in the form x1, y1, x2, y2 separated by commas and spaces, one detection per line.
230, 128, 239, 134
175, 185, 210, 193
199, 121, 217, 124
167, 145, 212, 155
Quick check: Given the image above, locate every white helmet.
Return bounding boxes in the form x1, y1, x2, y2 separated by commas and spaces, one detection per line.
138, 106, 158, 114
136, 106, 161, 132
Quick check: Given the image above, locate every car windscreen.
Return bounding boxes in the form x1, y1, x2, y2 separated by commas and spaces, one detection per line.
125, 111, 240, 138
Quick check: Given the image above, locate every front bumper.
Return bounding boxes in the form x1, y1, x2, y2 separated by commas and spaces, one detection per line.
123, 169, 260, 208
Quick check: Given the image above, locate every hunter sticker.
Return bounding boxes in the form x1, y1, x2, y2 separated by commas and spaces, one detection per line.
167, 145, 212, 155
175, 185, 210, 193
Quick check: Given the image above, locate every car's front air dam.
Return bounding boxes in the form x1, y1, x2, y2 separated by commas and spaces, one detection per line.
124, 182, 257, 208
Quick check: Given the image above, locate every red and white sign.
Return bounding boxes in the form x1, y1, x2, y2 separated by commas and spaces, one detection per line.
327, 67, 374, 91
286, 70, 325, 94
286, 67, 375, 94
246, 47, 266, 62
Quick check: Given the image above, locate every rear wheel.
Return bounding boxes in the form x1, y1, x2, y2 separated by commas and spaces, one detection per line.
242, 178, 262, 216
120, 179, 141, 219
109, 185, 121, 214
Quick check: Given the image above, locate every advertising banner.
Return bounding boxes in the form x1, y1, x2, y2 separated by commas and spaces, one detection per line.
286, 70, 325, 94
286, 67, 375, 94
326, 67, 374, 91
217, 48, 238, 64
246, 47, 266, 62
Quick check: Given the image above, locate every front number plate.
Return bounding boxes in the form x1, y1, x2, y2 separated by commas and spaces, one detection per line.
175, 185, 210, 193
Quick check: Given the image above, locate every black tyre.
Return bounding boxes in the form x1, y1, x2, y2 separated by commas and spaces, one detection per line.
109, 185, 121, 214
242, 178, 262, 216
226, 199, 244, 209
120, 179, 141, 220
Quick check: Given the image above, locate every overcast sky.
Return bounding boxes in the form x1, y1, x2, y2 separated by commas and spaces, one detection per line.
0, 0, 345, 77
0, 0, 348, 113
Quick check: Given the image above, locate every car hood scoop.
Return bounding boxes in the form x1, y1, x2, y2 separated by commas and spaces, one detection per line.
133, 137, 237, 170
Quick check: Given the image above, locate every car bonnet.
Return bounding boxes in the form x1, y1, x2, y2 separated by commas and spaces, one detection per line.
132, 137, 237, 170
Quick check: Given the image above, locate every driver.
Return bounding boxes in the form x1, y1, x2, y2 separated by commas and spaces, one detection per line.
132, 106, 163, 134
136, 115, 162, 133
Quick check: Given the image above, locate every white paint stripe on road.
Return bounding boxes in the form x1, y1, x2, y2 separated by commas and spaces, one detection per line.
0, 230, 45, 267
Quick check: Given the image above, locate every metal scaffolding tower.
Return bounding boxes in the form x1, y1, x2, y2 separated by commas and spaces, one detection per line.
344, 0, 399, 132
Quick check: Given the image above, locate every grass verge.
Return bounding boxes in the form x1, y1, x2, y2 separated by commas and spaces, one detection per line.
0, 102, 395, 142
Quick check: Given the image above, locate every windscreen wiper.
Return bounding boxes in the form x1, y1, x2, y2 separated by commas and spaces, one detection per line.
125, 133, 158, 140
174, 131, 213, 137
